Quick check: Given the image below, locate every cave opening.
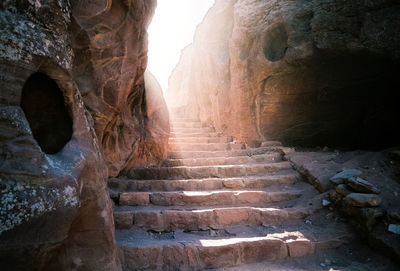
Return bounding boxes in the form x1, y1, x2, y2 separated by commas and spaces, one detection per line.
20, 72, 73, 154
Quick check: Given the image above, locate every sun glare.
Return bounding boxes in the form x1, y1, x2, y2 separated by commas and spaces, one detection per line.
147, 0, 214, 92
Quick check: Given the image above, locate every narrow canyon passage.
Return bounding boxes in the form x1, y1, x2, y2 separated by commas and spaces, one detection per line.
1, 0, 399, 270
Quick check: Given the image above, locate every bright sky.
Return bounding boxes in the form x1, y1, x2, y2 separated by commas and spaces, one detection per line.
147, 0, 214, 92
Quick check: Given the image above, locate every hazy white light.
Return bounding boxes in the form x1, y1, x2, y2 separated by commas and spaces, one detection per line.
147, 0, 214, 92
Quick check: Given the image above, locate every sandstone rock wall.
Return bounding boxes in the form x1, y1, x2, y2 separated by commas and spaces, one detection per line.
167, 0, 400, 149
70, 0, 168, 177
119, 70, 169, 174
0, 0, 166, 269
0, 1, 120, 270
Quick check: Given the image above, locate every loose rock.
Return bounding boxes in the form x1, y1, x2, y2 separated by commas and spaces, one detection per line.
347, 177, 380, 194
388, 224, 400, 235
330, 169, 362, 185
322, 199, 331, 207
344, 193, 382, 207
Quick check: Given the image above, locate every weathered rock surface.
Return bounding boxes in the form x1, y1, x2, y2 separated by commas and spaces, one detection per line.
0, 1, 120, 270
287, 152, 340, 192
347, 177, 380, 194
119, 70, 170, 175
344, 193, 381, 208
289, 150, 400, 262
70, 0, 167, 177
388, 224, 400, 235
167, 0, 400, 149
330, 169, 362, 185
0, 0, 165, 270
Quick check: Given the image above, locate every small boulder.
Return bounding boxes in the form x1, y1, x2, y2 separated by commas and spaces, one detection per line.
322, 199, 331, 207
347, 177, 380, 194
344, 193, 381, 207
329, 169, 361, 185
388, 224, 400, 235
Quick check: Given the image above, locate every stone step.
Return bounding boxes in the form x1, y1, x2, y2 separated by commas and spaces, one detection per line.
167, 147, 276, 159
168, 136, 233, 144
113, 205, 307, 231
127, 162, 292, 180
170, 132, 222, 138
109, 174, 298, 192
163, 152, 282, 167
170, 122, 202, 128
118, 190, 302, 206
169, 118, 199, 122
261, 141, 283, 147
171, 127, 215, 133
168, 142, 244, 151
117, 229, 335, 270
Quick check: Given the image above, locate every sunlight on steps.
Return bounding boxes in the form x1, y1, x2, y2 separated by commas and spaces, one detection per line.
110, 107, 346, 269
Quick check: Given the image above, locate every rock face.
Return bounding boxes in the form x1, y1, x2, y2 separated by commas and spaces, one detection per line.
344, 193, 382, 207
0, 0, 163, 270
167, 0, 400, 149
70, 0, 164, 176
119, 70, 170, 174
0, 1, 120, 269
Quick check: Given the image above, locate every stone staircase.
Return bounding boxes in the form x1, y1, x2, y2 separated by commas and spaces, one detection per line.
109, 112, 347, 270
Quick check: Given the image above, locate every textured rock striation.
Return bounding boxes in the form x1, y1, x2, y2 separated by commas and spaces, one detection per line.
0, 0, 164, 270
0, 1, 120, 269
70, 0, 166, 177
167, 0, 400, 149
119, 70, 170, 175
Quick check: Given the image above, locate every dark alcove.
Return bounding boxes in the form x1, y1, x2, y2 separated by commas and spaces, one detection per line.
21, 72, 73, 154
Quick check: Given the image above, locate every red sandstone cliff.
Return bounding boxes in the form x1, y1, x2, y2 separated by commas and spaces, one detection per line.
167, 0, 400, 149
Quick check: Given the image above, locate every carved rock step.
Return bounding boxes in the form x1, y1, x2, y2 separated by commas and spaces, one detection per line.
117, 232, 319, 270
163, 152, 282, 167
114, 205, 307, 231
171, 127, 215, 133
170, 121, 202, 128
118, 190, 302, 206
109, 174, 298, 192
169, 136, 233, 144
170, 132, 222, 138
170, 117, 199, 121
116, 222, 346, 271
168, 149, 249, 159
128, 162, 292, 180
168, 142, 244, 151
261, 141, 283, 147
167, 146, 282, 159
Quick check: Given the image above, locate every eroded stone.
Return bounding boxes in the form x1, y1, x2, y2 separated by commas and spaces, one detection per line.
344, 193, 382, 207
347, 177, 380, 194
